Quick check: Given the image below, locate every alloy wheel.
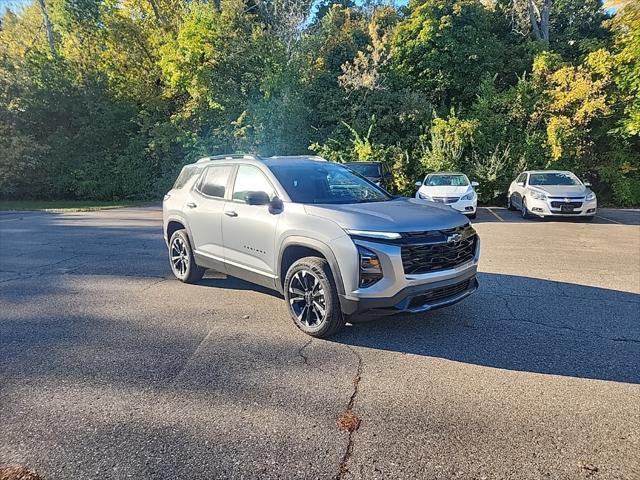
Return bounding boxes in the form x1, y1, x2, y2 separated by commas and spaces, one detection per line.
288, 270, 326, 327
170, 236, 189, 277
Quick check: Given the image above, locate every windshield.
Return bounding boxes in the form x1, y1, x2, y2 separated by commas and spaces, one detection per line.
346, 163, 381, 178
424, 174, 469, 187
529, 172, 580, 186
268, 162, 392, 204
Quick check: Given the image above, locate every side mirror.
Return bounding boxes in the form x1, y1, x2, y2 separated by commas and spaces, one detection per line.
269, 196, 284, 214
583, 181, 592, 187
246, 191, 271, 206
471, 181, 479, 187
415, 181, 422, 187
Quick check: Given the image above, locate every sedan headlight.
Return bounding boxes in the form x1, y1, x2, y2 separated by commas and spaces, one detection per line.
357, 245, 383, 288
417, 192, 431, 200
585, 191, 596, 201
529, 190, 547, 201
460, 191, 476, 201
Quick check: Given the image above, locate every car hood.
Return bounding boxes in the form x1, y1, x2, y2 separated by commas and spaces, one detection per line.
529, 185, 587, 197
304, 197, 468, 233
420, 185, 471, 196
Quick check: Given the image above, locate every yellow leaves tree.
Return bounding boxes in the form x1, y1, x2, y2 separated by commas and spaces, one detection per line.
537, 49, 612, 163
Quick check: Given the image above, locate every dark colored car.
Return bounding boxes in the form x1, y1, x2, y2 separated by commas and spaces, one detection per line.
344, 162, 393, 191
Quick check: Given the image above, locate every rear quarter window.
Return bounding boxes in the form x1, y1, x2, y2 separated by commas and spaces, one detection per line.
173, 166, 202, 190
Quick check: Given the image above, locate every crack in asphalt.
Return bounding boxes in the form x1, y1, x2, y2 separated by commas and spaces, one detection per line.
337, 345, 363, 480
0, 255, 84, 284
496, 295, 640, 344
298, 338, 313, 366
498, 317, 640, 344
486, 289, 640, 305
140, 277, 170, 291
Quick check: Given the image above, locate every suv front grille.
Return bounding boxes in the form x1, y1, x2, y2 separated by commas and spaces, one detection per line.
407, 279, 472, 309
401, 226, 477, 275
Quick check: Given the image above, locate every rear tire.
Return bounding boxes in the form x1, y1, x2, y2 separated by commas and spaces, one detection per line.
507, 195, 516, 211
284, 256, 345, 338
169, 230, 205, 283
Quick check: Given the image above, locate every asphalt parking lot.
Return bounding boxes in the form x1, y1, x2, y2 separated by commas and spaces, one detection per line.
1, 206, 639, 479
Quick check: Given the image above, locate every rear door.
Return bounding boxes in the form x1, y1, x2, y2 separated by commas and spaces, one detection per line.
184, 164, 234, 270
221, 164, 281, 288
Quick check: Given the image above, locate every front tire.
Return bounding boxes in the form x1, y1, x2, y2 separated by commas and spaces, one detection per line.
284, 257, 345, 338
521, 198, 532, 219
467, 212, 477, 220
169, 230, 205, 283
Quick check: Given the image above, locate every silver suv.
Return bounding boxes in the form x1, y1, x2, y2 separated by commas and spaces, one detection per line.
163, 155, 480, 337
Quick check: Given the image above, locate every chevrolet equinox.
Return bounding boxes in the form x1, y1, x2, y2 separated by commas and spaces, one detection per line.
163, 155, 480, 337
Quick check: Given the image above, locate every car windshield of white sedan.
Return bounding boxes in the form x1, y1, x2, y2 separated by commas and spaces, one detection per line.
529, 173, 580, 186
268, 162, 392, 204
425, 174, 469, 187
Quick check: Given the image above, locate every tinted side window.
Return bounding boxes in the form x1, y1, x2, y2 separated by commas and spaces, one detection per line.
173, 165, 202, 189
232, 165, 276, 203
198, 165, 232, 198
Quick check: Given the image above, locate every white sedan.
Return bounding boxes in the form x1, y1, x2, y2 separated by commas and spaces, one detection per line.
415, 172, 478, 219
507, 170, 597, 220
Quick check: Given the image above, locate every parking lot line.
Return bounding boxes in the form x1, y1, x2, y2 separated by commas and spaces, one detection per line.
596, 215, 622, 224
484, 207, 505, 222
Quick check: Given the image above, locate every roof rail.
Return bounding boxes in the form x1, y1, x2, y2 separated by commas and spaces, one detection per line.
267, 155, 327, 162
195, 154, 262, 164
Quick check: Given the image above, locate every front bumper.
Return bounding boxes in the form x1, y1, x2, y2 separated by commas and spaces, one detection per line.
450, 198, 477, 215
415, 194, 477, 215
526, 197, 597, 217
340, 270, 478, 316
338, 234, 480, 316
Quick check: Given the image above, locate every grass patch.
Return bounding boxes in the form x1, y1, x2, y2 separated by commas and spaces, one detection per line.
0, 200, 153, 212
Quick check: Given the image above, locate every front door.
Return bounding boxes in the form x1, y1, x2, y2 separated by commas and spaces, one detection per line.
512, 173, 527, 209
222, 164, 281, 289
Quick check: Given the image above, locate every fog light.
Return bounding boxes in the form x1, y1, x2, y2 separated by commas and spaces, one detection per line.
358, 245, 382, 288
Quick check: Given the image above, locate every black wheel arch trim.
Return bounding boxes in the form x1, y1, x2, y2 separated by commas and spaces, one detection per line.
165, 214, 195, 248
277, 236, 346, 298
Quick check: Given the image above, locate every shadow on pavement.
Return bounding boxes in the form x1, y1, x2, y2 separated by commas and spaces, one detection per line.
330, 272, 640, 384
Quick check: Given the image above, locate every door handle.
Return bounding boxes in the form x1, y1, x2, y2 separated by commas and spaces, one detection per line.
224, 210, 238, 217
186, 202, 197, 208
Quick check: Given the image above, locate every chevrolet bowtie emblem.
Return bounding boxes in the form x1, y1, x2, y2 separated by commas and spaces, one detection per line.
447, 233, 463, 244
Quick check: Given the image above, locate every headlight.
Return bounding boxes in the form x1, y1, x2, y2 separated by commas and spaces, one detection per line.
418, 192, 431, 200
357, 245, 383, 288
585, 192, 596, 201
529, 190, 547, 201
460, 191, 475, 201
345, 229, 401, 240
